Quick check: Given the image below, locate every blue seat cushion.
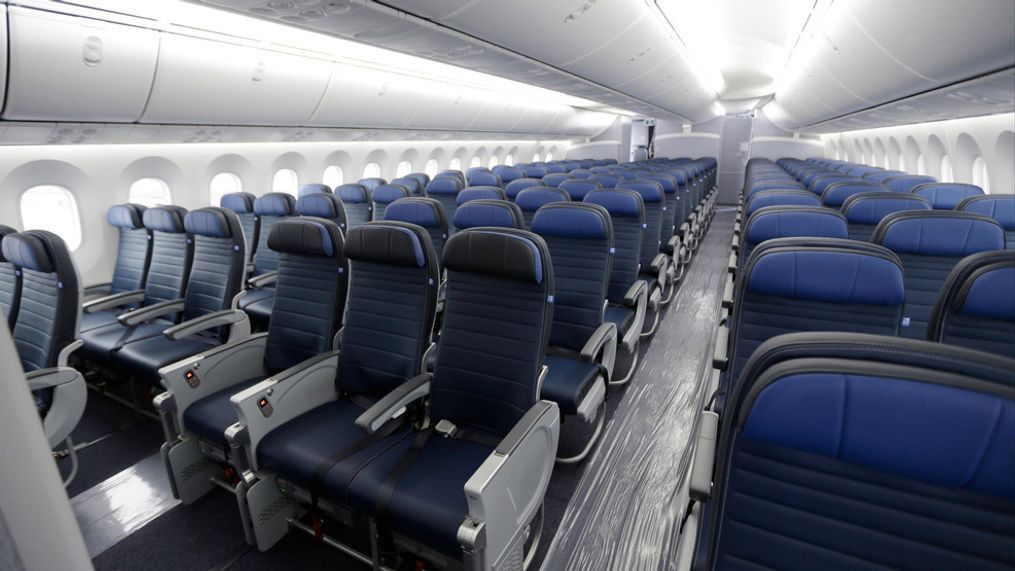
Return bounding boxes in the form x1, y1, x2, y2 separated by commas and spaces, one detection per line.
115, 328, 222, 380
236, 288, 273, 311
541, 355, 600, 415
79, 309, 122, 333
605, 305, 634, 335
79, 317, 176, 365
238, 289, 275, 323
182, 377, 264, 448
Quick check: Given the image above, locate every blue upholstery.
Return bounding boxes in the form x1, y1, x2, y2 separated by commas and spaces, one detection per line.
253, 193, 295, 217
220, 192, 255, 215
930, 251, 1015, 357
296, 193, 347, 232
383, 198, 449, 261
452, 200, 523, 231
391, 177, 423, 196
425, 178, 463, 232
640, 174, 679, 250
515, 187, 570, 229
357, 178, 386, 192
298, 183, 332, 198
584, 190, 643, 305
371, 184, 411, 221
0, 226, 21, 329
745, 190, 821, 216
559, 179, 602, 201
542, 173, 573, 187
911, 182, 984, 209
742, 207, 849, 263
504, 178, 544, 200
618, 180, 665, 270
520, 165, 548, 178
885, 174, 937, 193
495, 167, 526, 185
820, 181, 886, 207
467, 171, 501, 187
335, 184, 372, 230
233, 194, 296, 324
405, 173, 430, 191
107, 203, 145, 229
435, 171, 465, 188
863, 169, 906, 182
184, 377, 263, 447
541, 355, 600, 416
842, 192, 931, 241
220, 192, 258, 263
590, 173, 622, 189
810, 175, 857, 196
457, 186, 506, 205
959, 195, 1015, 250
106, 204, 151, 295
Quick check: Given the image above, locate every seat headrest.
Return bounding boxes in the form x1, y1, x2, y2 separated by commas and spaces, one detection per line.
358, 178, 387, 191
372, 184, 411, 204
521, 165, 548, 178
746, 191, 821, 215
406, 173, 431, 186
383, 197, 446, 230
267, 217, 343, 258
453, 200, 523, 230
345, 221, 432, 268
884, 174, 937, 193
912, 183, 985, 209
0, 225, 16, 263
443, 229, 547, 284
143, 205, 188, 233
640, 174, 677, 193
336, 184, 370, 203
618, 180, 664, 203
426, 178, 463, 195
842, 192, 931, 224
821, 181, 887, 206
391, 177, 422, 195
184, 207, 240, 239
570, 169, 594, 179
298, 183, 332, 198
457, 186, 506, 205
467, 171, 501, 187
542, 173, 574, 187
515, 187, 570, 212
220, 192, 256, 214
504, 178, 544, 198
296, 193, 346, 221
747, 246, 904, 306
584, 189, 644, 219
559, 179, 603, 200
495, 167, 526, 184
1, 230, 71, 274
958, 195, 1015, 230
590, 173, 622, 188
875, 211, 1004, 256
745, 206, 848, 244
107, 203, 146, 229
532, 202, 611, 240
254, 192, 296, 216
955, 259, 1015, 320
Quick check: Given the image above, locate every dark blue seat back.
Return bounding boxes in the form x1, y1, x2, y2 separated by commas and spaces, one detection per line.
495, 167, 526, 185
180, 208, 246, 329
515, 187, 570, 229
2, 231, 80, 372
431, 229, 553, 436
106, 203, 151, 294
912, 183, 984, 209
405, 173, 430, 192
452, 200, 523, 231
640, 174, 678, 247
391, 177, 422, 196
357, 178, 387, 192
532, 203, 612, 352
841, 192, 932, 241
590, 173, 622, 189
820, 181, 886, 207
338, 221, 438, 396
862, 169, 906, 182
929, 251, 1015, 357
809, 175, 858, 196
584, 189, 644, 304
619, 180, 665, 270
570, 169, 594, 179
885, 174, 936, 193
742, 206, 848, 262
542, 173, 573, 187
559, 179, 602, 201
335, 184, 372, 231
383, 198, 449, 261
142, 206, 193, 305
435, 170, 465, 189
745, 190, 822, 217
959, 195, 1015, 249
874, 211, 1005, 340
0, 225, 21, 328
467, 171, 501, 188
263, 217, 348, 374
520, 165, 548, 179
457, 186, 506, 205
252, 193, 296, 275
708, 334, 1015, 571
220, 192, 258, 263
298, 184, 332, 198
371, 184, 411, 220
425, 178, 463, 233
296, 192, 347, 233
504, 178, 543, 200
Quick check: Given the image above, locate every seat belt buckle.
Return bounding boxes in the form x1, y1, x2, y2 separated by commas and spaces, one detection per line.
312, 514, 323, 541
434, 419, 457, 438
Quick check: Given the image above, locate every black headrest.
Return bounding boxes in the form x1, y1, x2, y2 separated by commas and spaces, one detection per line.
0, 225, 17, 263
143, 206, 188, 233
184, 207, 242, 240
267, 217, 344, 258
345, 221, 434, 268
443, 228, 549, 284
1, 230, 76, 281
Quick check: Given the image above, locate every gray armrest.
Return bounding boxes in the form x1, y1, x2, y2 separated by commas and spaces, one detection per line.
355, 373, 432, 434
26, 367, 87, 447
579, 322, 617, 363
57, 339, 83, 368
623, 280, 648, 308
689, 411, 719, 501
163, 309, 250, 342
650, 252, 668, 274
83, 289, 145, 313
495, 400, 555, 456
712, 323, 729, 371
733, 221, 741, 236
721, 276, 735, 309
25, 367, 80, 390
727, 252, 737, 274
667, 236, 681, 251
730, 234, 740, 254
118, 299, 185, 326
83, 282, 112, 295
247, 271, 278, 289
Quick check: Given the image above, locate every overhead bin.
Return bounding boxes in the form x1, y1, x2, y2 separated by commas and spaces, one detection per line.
309, 64, 423, 129
142, 34, 332, 126
3, 6, 159, 122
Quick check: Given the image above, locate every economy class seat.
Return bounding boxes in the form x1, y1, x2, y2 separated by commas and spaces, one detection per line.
640, 173, 684, 285
157, 216, 349, 506
884, 174, 937, 193
542, 172, 574, 187
590, 173, 622, 189
220, 192, 259, 265
840, 192, 931, 241
559, 178, 602, 201
383, 197, 449, 261
79, 204, 152, 333
296, 192, 347, 234
452, 199, 523, 232
493, 166, 526, 185
744, 189, 822, 217
457, 186, 506, 205
515, 187, 570, 229
0, 226, 21, 329
862, 169, 906, 182
357, 177, 387, 192
335, 183, 373, 231
520, 164, 549, 178
425, 177, 464, 233
958, 194, 1015, 249
406, 172, 430, 191
820, 180, 886, 207
618, 179, 671, 333
734, 206, 848, 274
928, 250, 1015, 357
371, 183, 411, 220
504, 177, 544, 200
391, 176, 422, 196
235, 193, 297, 327
911, 182, 985, 209
466, 170, 502, 188
298, 183, 331, 198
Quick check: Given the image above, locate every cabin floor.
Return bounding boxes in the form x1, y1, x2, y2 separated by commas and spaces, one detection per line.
62, 209, 734, 571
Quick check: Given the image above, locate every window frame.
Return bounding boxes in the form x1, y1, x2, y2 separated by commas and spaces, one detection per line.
209, 172, 242, 206
128, 177, 172, 208
20, 184, 83, 251
322, 165, 344, 189
272, 168, 300, 196
362, 162, 382, 179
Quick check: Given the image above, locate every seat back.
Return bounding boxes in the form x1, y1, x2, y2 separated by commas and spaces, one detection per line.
391, 177, 422, 196
504, 177, 544, 200
640, 174, 679, 248
2, 231, 81, 372
742, 206, 848, 263
590, 173, 622, 189
357, 177, 387, 192
884, 174, 936, 193
220, 192, 259, 263
745, 190, 821, 217
862, 169, 905, 182
618, 180, 665, 271
435, 170, 465, 189
532, 203, 612, 352
929, 251, 1015, 357
809, 175, 857, 196
873, 211, 1005, 340
495, 167, 526, 185
263, 218, 348, 373
452, 200, 524, 231
457, 186, 506, 205
707, 333, 1015, 571
584, 189, 644, 304
336, 184, 372, 230
371, 184, 411, 220
958, 195, 1015, 249
515, 187, 571, 229
180, 208, 246, 330
338, 222, 439, 396
841, 192, 931, 241
431, 228, 554, 436
383, 198, 449, 261
104, 204, 151, 296
142, 206, 193, 305
425, 177, 464, 232
251, 193, 296, 276
467, 171, 501, 188
912, 182, 984, 209
0, 225, 21, 328
296, 192, 347, 234
542, 173, 574, 187
298, 184, 332, 198
520, 165, 548, 179
559, 179, 603, 201
820, 181, 886, 207
405, 173, 430, 192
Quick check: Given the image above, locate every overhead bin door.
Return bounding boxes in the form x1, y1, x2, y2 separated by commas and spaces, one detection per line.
309, 64, 423, 129
3, 7, 159, 122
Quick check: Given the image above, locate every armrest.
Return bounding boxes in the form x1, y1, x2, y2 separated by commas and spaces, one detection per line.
579, 322, 617, 363
163, 309, 250, 342
733, 221, 741, 236
650, 252, 668, 274
83, 289, 145, 313
83, 282, 112, 296
720, 276, 735, 310
57, 339, 83, 368
689, 411, 719, 501
119, 299, 185, 326
247, 271, 278, 289
727, 252, 737, 274
712, 323, 729, 371
623, 280, 648, 308
730, 234, 740, 254
355, 373, 432, 434
667, 236, 681, 251
495, 400, 555, 456
25, 367, 81, 390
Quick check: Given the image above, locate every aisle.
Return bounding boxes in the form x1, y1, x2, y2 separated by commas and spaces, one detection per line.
539, 209, 735, 571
